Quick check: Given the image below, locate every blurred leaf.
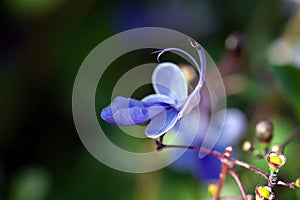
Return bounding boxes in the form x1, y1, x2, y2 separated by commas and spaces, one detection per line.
273, 66, 300, 121
10, 166, 51, 200
4, 0, 64, 18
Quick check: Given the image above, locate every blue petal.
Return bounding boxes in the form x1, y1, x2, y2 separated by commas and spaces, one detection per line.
145, 108, 179, 138
169, 107, 208, 172
101, 97, 144, 118
194, 152, 221, 180
103, 106, 166, 126
194, 144, 238, 181
101, 96, 167, 125
193, 109, 246, 181
152, 62, 188, 102
214, 108, 247, 149
142, 94, 176, 106
170, 146, 198, 172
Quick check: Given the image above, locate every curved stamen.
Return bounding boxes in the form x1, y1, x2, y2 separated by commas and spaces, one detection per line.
152, 39, 206, 88
153, 48, 201, 74
152, 40, 207, 119
188, 38, 207, 88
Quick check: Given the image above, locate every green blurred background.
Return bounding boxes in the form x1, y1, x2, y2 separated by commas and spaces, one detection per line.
1, 0, 300, 199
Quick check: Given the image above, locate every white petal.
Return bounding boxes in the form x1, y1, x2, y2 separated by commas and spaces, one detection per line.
142, 94, 175, 105
152, 62, 188, 102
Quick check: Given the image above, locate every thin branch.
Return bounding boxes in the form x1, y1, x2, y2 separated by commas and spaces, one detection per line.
228, 169, 248, 200
232, 160, 269, 181
162, 144, 225, 159
159, 141, 297, 199
282, 128, 300, 148
276, 180, 295, 189
161, 143, 269, 181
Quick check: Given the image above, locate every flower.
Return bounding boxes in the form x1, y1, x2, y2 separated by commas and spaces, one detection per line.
295, 177, 300, 188
101, 39, 206, 139
267, 152, 286, 172
255, 185, 274, 200
208, 182, 218, 197
195, 108, 247, 180
170, 107, 247, 180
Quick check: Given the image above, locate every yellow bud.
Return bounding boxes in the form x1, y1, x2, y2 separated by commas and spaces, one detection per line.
267, 152, 286, 172
295, 177, 300, 188
270, 155, 282, 165
257, 187, 270, 198
208, 183, 218, 197
255, 186, 272, 200
242, 141, 254, 152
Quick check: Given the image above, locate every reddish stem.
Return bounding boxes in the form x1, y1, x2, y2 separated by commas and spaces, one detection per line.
214, 163, 229, 200
276, 180, 295, 189
228, 169, 248, 200
163, 144, 225, 159
232, 159, 269, 181
163, 144, 269, 181
161, 143, 295, 191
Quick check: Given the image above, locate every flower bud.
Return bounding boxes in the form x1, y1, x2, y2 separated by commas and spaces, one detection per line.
295, 177, 300, 188
225, 146, 233, 157
255, 185, 273, 200
208, 182, 218, 197
267, 152, 286, 172
256, 120, 273, 146
270, 144, 284, 154
242, 140, 254, 152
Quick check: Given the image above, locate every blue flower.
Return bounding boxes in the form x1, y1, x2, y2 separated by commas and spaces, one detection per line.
170, 107, 247, 180
101, 40, 206, 138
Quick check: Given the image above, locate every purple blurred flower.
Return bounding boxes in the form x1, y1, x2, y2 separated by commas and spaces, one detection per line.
170, 107, 247, 180
101, 41, 206, 138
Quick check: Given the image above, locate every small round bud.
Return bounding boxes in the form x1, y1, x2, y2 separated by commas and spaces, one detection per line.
255, 185, 273, 200
225, 146, 233, 156
208, 182, 218, 197
295, 177, 300, 188
242, 140, 254, 152
256, 120, 273, 145
225, 32, 245, 53
271, 144, 284, 154
267, 152, 286, 172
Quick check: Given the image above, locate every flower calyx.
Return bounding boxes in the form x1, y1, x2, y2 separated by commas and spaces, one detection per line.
267, 152, 286, 172
255, 185, 274, 200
